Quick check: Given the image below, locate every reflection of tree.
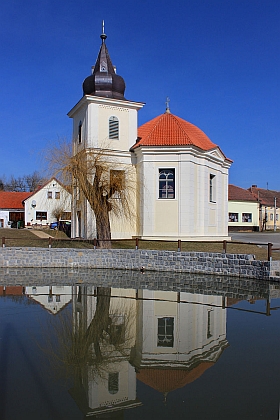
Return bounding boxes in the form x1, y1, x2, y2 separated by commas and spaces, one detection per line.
42, 286, 135, 384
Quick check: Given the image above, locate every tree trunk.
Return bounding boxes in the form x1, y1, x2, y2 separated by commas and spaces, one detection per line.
95, 204, 111, 249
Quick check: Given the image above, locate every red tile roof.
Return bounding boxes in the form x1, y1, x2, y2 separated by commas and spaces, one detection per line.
248, 186, 280, 207
0, 286, 24, 296
0, 191, 32, 209
228, 185, 257, 202
132, 112, 217, 151
137, 362, 214, 393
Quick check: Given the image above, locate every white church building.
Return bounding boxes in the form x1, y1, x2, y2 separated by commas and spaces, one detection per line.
68, 29, 232, 241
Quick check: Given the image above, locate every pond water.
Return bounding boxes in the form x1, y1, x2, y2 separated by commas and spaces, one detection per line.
0, 268, 279, 420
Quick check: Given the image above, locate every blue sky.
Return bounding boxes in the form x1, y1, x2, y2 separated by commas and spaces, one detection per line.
1, 0, 279, 190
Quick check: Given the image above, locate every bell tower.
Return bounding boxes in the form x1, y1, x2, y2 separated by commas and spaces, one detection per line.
68, 23, 144, 154
68, 24, 144, 239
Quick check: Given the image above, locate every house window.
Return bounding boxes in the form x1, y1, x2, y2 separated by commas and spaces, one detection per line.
55, 192, 60, 199
229, 213, 239, 222
276, 214, 279, 221
209, 174, 216, 202
207, 310, 213, 339
242, 213, 252, 222
159, 169, 175, 199
108, 315, 125, 345
109, 116, 119, 139
78, 121, 82, 143
270, 213, 273, 221
157, 317, 174, 347
108, 372, 119, 394
36, 212, 47, 220
61, 212, 71, 220
47, 191, 52, 199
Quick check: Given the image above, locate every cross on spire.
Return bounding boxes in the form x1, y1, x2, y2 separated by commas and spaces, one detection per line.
165, 97, 170, 113
101, 20, 107, 42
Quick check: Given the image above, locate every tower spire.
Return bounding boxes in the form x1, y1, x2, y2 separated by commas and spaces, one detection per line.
82, 24, 126, 99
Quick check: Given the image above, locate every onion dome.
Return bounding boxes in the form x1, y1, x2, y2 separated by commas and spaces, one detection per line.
82, 28, 126, 100
132, 111, 217, 151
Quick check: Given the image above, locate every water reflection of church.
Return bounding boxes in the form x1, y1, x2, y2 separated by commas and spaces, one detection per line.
68, 286, 228, 417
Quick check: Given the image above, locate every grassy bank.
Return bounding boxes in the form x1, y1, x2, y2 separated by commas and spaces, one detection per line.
0, 228, 278, 261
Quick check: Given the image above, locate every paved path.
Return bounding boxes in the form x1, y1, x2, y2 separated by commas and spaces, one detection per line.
231, 232, 280, 248
28, 229, 52, 239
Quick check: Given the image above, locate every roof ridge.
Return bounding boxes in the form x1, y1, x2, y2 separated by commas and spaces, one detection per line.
170, 113, 192, 144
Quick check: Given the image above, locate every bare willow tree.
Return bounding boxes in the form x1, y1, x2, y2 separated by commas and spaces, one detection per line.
51, 205, 65, 222
46, 140, 137, 248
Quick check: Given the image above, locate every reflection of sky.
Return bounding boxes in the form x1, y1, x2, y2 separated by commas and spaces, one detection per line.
0, 283, 279, 420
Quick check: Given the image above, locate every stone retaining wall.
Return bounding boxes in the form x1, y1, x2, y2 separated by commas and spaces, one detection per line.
0, 267, 275, 299
0, 247, 271, 280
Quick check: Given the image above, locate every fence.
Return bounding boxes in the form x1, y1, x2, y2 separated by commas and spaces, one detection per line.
1, 236, 279, 261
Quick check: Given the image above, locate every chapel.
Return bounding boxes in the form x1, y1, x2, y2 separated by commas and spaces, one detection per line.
68, 28, 232, 241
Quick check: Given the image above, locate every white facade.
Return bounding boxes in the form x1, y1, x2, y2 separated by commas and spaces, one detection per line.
134, 146, 231, 241
133, 290, 228, 370
68, 96, 144, 239
24, 178, 71, 227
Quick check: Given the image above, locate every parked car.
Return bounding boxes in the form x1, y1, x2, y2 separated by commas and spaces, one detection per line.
50, 221, 71, 237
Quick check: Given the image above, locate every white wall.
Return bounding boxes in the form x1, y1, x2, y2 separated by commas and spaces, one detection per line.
24, 179, 71, 227
135, 146, 231, 240
0, 211, 10, 228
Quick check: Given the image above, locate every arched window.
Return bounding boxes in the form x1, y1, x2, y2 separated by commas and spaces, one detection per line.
109, 116, 119, 139
108, 372, 119, 394
78, 121, 82, 143
159, 169, 175, 199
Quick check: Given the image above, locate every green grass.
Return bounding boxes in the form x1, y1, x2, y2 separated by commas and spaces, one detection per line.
0, 228, 278, 260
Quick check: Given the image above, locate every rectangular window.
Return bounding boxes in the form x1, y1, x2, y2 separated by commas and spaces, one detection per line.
159, 169, 175, 199
209, 174, 216, 202
55, 192, 60, 199
61, 212, 71, 220
157, 317, 174, 347
207, 310, 213, 339
78, 121, 82, 143
276, 214, 279, 221
47, 191, 52, 199
270, 213, 273, 221
242, 213, 252, 222
36, 211, 47, 221
229, 213, 239, 222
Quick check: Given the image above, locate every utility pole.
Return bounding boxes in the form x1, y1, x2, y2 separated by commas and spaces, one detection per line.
274, 197, 277, 232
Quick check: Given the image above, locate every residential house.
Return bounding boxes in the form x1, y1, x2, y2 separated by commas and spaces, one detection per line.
228, 184, 259, 231
248, 185, 280, 231
0, 191, 32, 228
24, 178, 71, 227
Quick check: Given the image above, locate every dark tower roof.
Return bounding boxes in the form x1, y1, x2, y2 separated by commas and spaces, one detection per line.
82, 28, 126, 100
